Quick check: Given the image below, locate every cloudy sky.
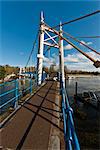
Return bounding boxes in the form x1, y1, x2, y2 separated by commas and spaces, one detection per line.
1, 0, 100, 71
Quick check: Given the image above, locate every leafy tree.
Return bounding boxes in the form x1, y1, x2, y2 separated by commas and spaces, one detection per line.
4, 65, 20, 75
43, 66, 49, 73
0, 66, 6, 80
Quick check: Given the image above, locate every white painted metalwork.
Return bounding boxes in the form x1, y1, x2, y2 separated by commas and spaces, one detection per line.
37, 13, 65, 85
44, 35, 58, 42
44, 41, 59, 48
37, 11, 45, 85
59, 22, 65, 88
44, 30, 58, 45
44, 25, 55, 33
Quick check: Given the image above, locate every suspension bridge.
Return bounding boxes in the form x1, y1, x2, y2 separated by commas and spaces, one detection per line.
0, 10, 100, 150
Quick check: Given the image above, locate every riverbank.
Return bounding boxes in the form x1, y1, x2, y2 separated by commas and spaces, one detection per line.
67, 74, 100, 79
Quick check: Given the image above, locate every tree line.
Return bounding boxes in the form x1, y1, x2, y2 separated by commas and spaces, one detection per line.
0, 64, 99, 80
0, 65, 20, 80
43, 65, 100, 75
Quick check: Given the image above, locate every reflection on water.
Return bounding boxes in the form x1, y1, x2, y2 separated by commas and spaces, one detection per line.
0, 79, 31, 113
66, 76, 100, 103
0, 81, 16, 106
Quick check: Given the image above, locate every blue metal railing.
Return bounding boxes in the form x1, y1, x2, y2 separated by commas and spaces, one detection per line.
0, 78, 37, 111
61, 81, 80, 150
0, 71, 47, 113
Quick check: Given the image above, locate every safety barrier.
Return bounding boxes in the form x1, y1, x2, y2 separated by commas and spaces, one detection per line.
0, 71, 48, 113
0, 78, 36, 111
61, 82, 80, 150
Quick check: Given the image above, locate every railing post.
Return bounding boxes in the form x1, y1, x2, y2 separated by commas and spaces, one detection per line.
30, 78, 32, 95
14, 79, 18, 109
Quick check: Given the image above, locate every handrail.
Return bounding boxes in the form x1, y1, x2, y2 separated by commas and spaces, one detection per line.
0, 97, 16, 109
61, 82, 80, 150
0, 89, 16, 98
0, 72, 46, 111
0, 80, 15, 87
0, 79, 36, 110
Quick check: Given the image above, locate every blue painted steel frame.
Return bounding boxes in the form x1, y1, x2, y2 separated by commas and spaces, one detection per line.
61, 82, 80, 150
30, 79, 32, 95
0, 79, 36, 110
14, 79, 18, 108
0, 72, 46, 110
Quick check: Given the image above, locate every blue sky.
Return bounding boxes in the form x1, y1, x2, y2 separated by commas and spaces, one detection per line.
0, 0, 100, 71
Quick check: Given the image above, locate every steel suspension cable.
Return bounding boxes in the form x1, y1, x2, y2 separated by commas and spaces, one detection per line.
75, 36, 100, 39
25, 30, 39, 68
52, 10, 100, 28
63, 31, 100, 55
44, 23, 100, 68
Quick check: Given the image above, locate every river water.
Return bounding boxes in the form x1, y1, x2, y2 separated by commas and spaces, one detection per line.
65, 75, 100, 103
65, 75, 100, 121
0, 79, 31, 113
0, 75, 100, 113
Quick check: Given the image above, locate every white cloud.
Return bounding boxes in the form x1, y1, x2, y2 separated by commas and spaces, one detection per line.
43, 56, 49, 62
64, 41, 93, 50
86, 51, 100, 60
87, 42, 92, 45
64, 52, 100, 71
43, 53, 59, 67
43, 51, 100, 71
44, 57, 53, 64
80, 40, 86, 45
64, 44, 74, 50
64, 54, 79, 63
43, 56, 54, 66
80, 40, 93, 46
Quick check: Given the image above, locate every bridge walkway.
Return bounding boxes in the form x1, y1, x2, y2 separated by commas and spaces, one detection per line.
0, 80, 64, 149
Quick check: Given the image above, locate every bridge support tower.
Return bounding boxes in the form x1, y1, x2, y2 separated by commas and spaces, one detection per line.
37, 12, 44, 85
59, 22, 65, 91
